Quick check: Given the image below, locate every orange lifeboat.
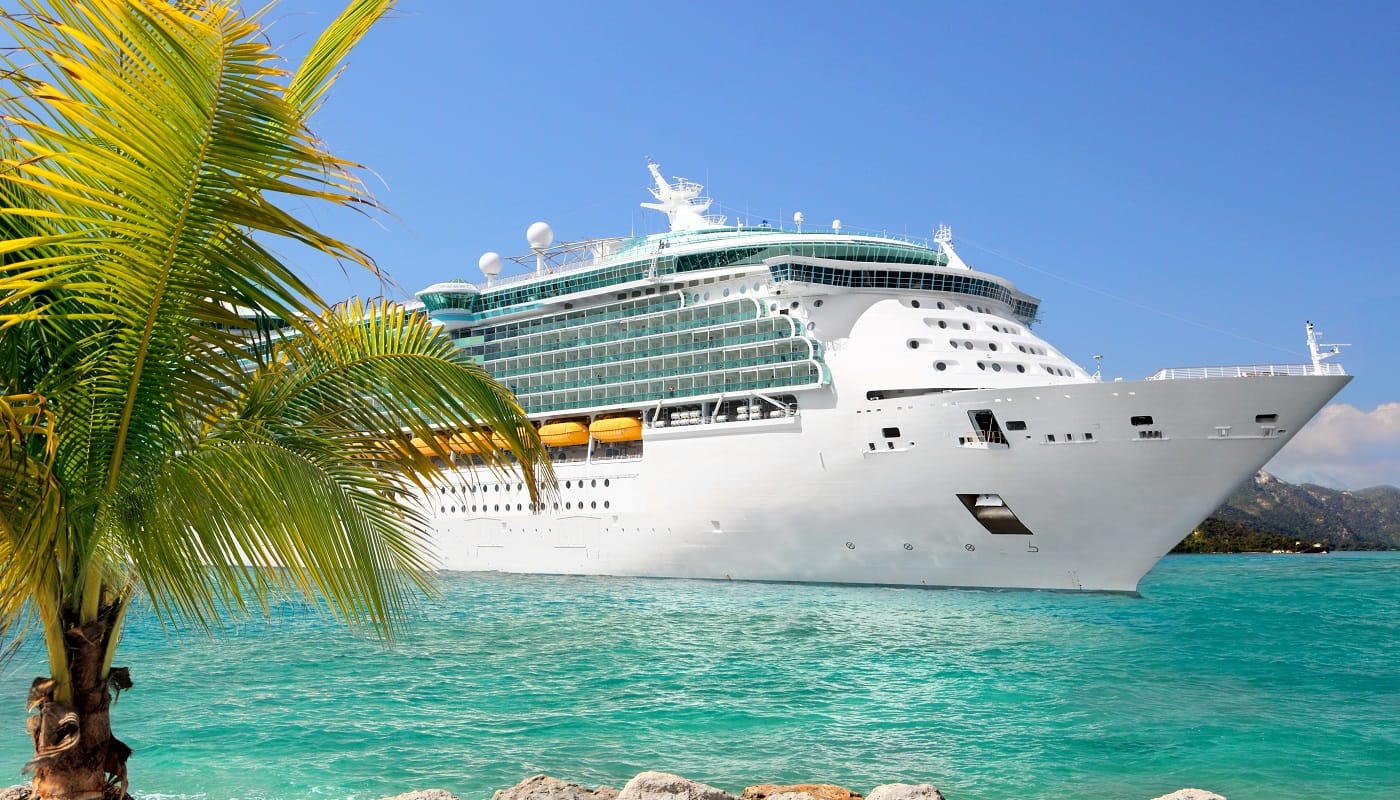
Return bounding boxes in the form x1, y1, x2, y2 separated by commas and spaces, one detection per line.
443, 431, 487, 455
590, 415, 642, 443
538, 420, 591, 447
409, 436, 439, 456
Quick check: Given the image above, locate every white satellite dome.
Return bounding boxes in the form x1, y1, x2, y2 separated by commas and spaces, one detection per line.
526, 221, 554, 251
478, 251, 503, 280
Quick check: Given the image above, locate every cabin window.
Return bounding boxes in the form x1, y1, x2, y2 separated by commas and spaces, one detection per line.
1256, 413, 1278, 423
1131, 415, 1155, 426
882, 427, 901, 438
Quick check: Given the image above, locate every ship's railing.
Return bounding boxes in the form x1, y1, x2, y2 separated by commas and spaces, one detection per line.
1146, 363, 1346, 381
481, 226, 938, 291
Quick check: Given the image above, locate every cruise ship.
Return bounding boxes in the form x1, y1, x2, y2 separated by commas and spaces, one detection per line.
410, 163, 1350, 592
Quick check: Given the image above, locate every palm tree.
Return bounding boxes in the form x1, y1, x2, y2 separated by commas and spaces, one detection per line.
0, 2, 551, 798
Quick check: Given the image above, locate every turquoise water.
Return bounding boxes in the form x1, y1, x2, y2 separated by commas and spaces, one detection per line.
2, 553, 1397, 800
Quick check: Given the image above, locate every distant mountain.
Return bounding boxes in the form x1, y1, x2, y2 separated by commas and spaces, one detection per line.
1173, 472, 1400, 553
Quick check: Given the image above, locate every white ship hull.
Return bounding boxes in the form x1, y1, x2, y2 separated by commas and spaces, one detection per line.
413, 163, 1352, 593
420, 372, 1347, 592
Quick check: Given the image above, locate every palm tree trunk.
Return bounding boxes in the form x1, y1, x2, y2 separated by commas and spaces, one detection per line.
28, 614, 131, 800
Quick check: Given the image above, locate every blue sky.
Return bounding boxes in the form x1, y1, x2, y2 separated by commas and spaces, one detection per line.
268, 1, 1397, 487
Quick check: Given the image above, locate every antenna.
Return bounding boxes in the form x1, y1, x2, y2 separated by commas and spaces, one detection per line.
832, 219, 841, 234
933, 225, 971, 271
1092, 354, 1104, 381
1305, 320, 1349, 374
794, 211, 804, 232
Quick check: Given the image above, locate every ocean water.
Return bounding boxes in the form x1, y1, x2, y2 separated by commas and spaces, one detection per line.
1, 553, 1397, 800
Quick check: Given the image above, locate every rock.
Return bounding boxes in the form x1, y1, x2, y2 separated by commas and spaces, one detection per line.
743, 785, 861, 800
617, 771, 739, 800
0, 786, 30, 800
381, 791, 459, 800
1149, 791, 1226, 800
865, 784, 945, 800
493, 775, 616, 800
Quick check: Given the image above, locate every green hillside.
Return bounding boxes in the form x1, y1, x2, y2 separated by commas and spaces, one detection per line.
1174, 472, 1400, 553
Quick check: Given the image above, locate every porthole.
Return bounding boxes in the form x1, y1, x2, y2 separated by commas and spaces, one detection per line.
604, 500, 611, 509
703, 292, 710, 301
790, 301, 800, 309
604, 478, 611, 487
964, 342, 973, 350
440, 507, 445, 513
739, 285, 747, 294
989, 343, 998, 351
814, 299, 824, 307
723, 288, 731, 297
1018, 345, 1026, 352
591, 479, 597, 487
591, 501, 597, 509
936, 301, 946, 309
938, 320, 948, 329
908, 340, 920, 349
977, 362, 986, 370
553, 502, 560, 510
962, 322, 971, 330
935, 362, 947, 371
770, 303, 778, 312
493, 504, 500, 511
949, 339, 959, 348
1016, 364, 1026, 373
911, 299, 921, 308
449, 506, 456, 513
565, 502, 572, 510
565, 480, 571, 489
992, 363, 1002, 372
806, 321, 816, 331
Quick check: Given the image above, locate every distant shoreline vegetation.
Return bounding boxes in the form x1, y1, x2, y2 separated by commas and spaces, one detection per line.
1172, 471, 1400, 554
1173, 519, 1381, 554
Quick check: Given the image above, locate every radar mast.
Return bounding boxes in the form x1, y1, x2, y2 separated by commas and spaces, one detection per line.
639, 161, 727, 232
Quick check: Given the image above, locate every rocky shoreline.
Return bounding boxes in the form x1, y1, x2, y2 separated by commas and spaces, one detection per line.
385, 772, 1226, 800
1, 773, 1228, 800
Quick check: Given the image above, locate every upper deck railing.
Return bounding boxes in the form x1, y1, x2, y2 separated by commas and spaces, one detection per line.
478, 226, 938, 291
1147, 363, 1347, 380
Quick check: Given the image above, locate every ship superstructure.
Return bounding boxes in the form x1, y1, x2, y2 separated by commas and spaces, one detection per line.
410, 163, 1350, 592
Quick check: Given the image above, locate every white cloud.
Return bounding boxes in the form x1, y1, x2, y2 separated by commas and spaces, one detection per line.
1265, 402, 1400, 490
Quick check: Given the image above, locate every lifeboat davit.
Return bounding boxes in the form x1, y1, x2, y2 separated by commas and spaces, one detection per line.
538, 420, 590, 447
590, 415, 642, 442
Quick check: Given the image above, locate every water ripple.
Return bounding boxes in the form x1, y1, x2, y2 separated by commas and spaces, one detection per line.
1, 554, 1397, 800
